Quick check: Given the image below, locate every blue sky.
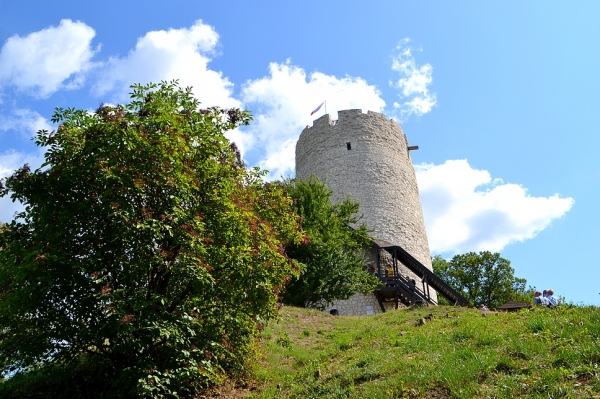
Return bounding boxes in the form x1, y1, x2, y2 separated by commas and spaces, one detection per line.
0, 1, 598, 304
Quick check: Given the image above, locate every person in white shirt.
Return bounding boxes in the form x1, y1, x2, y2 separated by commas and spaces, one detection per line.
545, 288, 560, 306
534, 291, 551, 306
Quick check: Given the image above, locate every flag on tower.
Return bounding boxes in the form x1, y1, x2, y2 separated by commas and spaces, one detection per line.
310, 101, 325, 116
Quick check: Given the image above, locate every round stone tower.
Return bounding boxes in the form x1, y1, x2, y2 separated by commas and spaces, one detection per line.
295, 109, 433, 284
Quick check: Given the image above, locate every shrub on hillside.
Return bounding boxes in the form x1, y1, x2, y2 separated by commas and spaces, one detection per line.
0, 82, 302, 398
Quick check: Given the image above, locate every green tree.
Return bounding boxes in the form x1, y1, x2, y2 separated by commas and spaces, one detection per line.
0, 82, 301, 397
432, 251, 530, 308
0, 222, 5, 248
282, 178, 379, 309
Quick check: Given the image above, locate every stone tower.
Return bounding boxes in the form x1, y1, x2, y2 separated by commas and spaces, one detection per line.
295, 109, 435, 314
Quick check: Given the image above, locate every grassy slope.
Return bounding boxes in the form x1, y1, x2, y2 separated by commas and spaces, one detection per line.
247, 305, 600, 399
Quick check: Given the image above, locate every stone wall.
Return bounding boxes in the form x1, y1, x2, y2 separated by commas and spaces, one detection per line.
324, 293, 397, 316
295, 109, 436, 314
324, 293, 382, 316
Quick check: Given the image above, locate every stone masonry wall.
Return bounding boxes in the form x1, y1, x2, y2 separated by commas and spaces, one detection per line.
295, 109, 436, 315
324, 293, 383, 316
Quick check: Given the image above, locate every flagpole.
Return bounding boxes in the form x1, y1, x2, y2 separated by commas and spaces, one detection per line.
324, 100, 327, 115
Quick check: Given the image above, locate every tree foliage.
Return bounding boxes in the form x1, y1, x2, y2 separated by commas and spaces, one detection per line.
432, 251, 530, 308
0, 82, 301, 397
282, 178, 379, 309
0, 223, 5, 248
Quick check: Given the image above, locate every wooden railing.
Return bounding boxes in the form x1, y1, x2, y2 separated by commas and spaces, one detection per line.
372, 240, 469, 310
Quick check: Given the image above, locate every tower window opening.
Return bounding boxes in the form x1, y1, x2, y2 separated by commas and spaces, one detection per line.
346, 142, 351, 150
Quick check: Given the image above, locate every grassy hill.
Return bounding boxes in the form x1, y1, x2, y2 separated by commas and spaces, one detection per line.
3, 305, 599, 398
234, 305, 600, 399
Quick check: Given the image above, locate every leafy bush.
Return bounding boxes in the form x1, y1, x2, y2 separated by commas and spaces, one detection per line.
283, 178, 379, 309
0, 82, 302, 397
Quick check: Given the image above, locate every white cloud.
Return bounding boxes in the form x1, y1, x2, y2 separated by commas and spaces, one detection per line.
0, 19, 97, 98
93, 20, 240, 108
0, 108, 53, 137
390, 39, 437, 121
239, 60, 386, 179
0, 150, 45, 223
416, 159, 574, 254
223, 127, 256, 161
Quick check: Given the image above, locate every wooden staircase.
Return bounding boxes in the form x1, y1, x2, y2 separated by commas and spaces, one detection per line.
371, 239, 469, 311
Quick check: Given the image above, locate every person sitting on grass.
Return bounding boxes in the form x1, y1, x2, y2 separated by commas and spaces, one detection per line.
545, 288, 560, 306
534, 291, 551, 306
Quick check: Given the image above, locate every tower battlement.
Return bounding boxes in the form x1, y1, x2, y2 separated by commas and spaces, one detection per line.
302, 109, 400, 135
